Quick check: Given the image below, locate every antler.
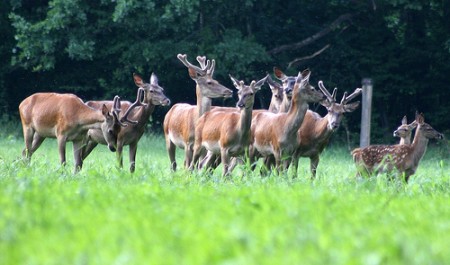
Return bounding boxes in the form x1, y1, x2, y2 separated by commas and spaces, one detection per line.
196, 56, 210, 70
112, 96, 129, 127
120, 88, 147, 125
177, 54, 207, 75
318, 81, 335, 103
341, 88, 362, 105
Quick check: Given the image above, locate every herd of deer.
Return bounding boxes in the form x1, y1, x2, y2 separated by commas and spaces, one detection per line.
18, 54, 444, 182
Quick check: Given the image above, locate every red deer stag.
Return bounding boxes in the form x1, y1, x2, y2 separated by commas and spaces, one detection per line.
19, 93, 126, 172
393, 115, 417, 145
82, 73, 170, 172
251, 69, 325, 174
352, 112, 443, 182
163, 54, 233, 171
190, 75, 268, 176
291, 81, 362, 178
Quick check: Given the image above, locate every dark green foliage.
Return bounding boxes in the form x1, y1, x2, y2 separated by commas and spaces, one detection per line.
0, 0, 449, 142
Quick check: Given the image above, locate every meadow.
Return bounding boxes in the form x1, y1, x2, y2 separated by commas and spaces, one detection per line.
0, 127, 449, 265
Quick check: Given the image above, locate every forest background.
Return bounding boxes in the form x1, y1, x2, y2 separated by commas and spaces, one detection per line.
1, 0, 449, 143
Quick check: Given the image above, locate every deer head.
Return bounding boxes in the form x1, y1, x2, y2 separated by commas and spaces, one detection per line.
415, 112, 444, 140
266, 74, 283, 113
318, 81, 362, 131
230, 74, 268, 109
177, 54, 233, 98
294, 69, 324, 103
133, 73, 171, 106
274, 67, 297, 99
393, 116, 417, 144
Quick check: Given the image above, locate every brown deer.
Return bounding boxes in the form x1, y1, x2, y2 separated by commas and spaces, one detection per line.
352, 112, 443, 182
273, 67, 296, 112
19, 93, 127, 172
163, 54, 233, 171
81, 73, 170, 172
266, 74, 284, 113
251, 69, 325, 174
190, 75, 268, 176
393, 115, 417, 145
290, 81, 362, 178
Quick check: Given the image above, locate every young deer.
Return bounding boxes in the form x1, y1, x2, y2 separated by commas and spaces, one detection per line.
266, 74, 284, 113
251, 69, 325, 174
163, 54, 233, 171
190, 75, 268, 176
273, 67, 296, 112
291, 81, 362, 178
82, 73, 170, 173
19, 93, 125, 172
352, 112, 443, 182
393, 115, 417, 145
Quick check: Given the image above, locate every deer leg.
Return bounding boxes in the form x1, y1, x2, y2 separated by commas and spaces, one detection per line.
167, 140, 177, 171
73, 140, 84, 172
116, 140, 124, 169
81, 140, 98, 161
289, 153, 299, 179
129, 143, 138, 173
310, 155, 320, 179
56, 136, 67, 166
221, 149, 231, 177
22, 127, 35, 160
185, 144, 194, 169
199, 151, 215, 170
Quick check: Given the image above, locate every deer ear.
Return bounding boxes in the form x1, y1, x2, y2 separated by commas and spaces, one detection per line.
101, 104, 110, 116
133, 73, 144, 87
320, 100, 332, 108
150, 73, 158, 85
401, 115, 407, 125
409, 121, 418, 129
229, 75, 240, 89
188, 67, 198, 79
344, 101, 360, 112
415, 112, 424, 124
273, 67, 287, 81
254, 75, 268, 89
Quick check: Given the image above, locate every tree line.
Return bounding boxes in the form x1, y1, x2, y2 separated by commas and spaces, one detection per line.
1, 0, 449, 143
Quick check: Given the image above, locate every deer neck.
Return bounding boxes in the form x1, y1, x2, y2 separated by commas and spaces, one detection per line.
80, 108, 106, 130
238, 105, 253, 140
284, 92, 309, 138
314, 114, 334, 141
399, 137, 411, 145
409, 128, 429, 166
135, 103, 156, 129
196, 85, 212, 120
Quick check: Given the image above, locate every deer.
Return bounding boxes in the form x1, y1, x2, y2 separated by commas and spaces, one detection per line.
289, 81, 362, 179
273, 67, 296, 113
266, 74, 284, 113
19, 93, 128, 172
351, 112, 444, 182
189, 75, 268, 176
250, 69, 325, 175
81, 73, 170, 173
393, 115, 417, 145
163, 54, 233, 171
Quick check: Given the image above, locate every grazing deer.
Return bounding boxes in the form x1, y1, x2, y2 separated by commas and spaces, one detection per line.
82, 73, 170, 173
19, 93, 126, 172
163, 54, 233, 171
352, 112, 443, 182
190, 75, 267, 176
393, 115, 417, 145
291, 81, 362, 178
251, 69, 325, 174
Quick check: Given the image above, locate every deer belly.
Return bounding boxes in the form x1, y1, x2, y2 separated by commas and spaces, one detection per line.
168, 132, 187, 149
203, 141, 221, 154
254, 143, 274, 156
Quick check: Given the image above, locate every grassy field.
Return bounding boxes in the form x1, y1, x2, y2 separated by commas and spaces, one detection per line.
0, 131, 449, 265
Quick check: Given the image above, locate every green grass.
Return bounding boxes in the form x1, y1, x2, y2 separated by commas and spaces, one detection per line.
0, 132, 449, 265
